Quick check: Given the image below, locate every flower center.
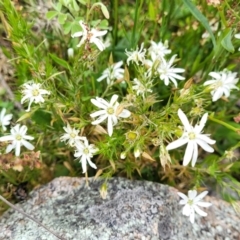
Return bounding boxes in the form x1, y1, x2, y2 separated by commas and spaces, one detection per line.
188, 132, 196, 140
15, 134, 22, 141
126, 131, 139, 142
187, 199, 194, 205
70, 133, 76, 138
83, 147, 89, 154
107, 107, 115, 115
214, 80, 223, 89
32, 88, 39, 96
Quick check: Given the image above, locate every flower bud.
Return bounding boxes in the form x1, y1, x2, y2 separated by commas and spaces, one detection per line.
99, 182, 108, 199
134, 147, 141, 158
120, 152, 127, 159
67, 48, 74, 58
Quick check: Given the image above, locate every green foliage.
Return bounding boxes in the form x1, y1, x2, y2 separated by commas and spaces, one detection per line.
0, 0, 240, 216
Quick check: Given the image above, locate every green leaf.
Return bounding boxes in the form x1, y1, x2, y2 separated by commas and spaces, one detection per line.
46, 11, 58, 20
49, 53, 70, 70
63, 22, 73, 35
182, 0, 216, 48
58, 13, 67, 24
32, 110, 51, 126
55, 2, 62, 12
148, 1, 156, 20
77, 0, 86, 5
72, 0, 80, 11
17, 111, 34, 122
221, 29, 235, 53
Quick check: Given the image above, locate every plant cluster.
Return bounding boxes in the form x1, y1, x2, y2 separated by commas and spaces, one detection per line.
0, 0, 240, 223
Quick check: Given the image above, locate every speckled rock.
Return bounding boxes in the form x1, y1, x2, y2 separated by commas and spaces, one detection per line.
0, 177, 240, 240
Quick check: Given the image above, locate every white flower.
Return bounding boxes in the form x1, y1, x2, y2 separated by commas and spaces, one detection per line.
67, 48, 74, 58
125, 43, 146, 65
97, 61, 124, 85
0, 124, 34, 156
74, 139, 98, 173
0, 108, 13, 132
134, 147, 141, 158
178, 190, 212, 224
157, 55, 185, 87
21, 82, 50, 112
148, 40, 171, 59
202, 19, 219, 39
234, 33, 240, 39
204, 70, 239, 102
90, 94, 131, 136
60, 124, 86, 147
132, 78, 152, 98
120, 152, 127, 159
72, 20, 107, 51
166, 109, 216, 167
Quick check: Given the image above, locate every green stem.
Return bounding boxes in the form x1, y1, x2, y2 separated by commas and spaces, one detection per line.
131, 0, 143, 47
112, 0, 119, 46
208, 115, 240, 132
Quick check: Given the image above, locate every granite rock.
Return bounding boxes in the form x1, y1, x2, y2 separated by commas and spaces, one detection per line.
0, 177, 239, 240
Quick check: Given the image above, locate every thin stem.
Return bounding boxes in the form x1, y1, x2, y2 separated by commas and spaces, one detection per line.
131, 0, 143, 47
112, 0, 119, 46
208, 115, 240, 132
0, 195, 66, 240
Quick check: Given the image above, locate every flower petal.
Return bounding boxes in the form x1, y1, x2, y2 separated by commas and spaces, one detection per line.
166, 138, 188, 151
183, 142, 194, 166
178, 109, 192, 132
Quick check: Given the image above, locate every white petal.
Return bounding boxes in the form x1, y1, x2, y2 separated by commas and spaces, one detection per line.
166, 138, 188, 151
23, 135, 34, 140
90, 110, 107, 118
0, 135, 15, 141
91, 38, 105, 51
188, 190, 197, 199
72, 31, 83, 37
182, 204, 191, 216
196, 202, 212, 208
81, 156, 87, 173
183, 142, 194, 166
87, 158, 97, 169
179, 199, 188, 205
110, 94, 119, 105
107, 116, 113, 136
6, 144, 14, 153
177, 192, 188, 201
195, 138, 214, 152
119, 109, 131, 118
178, 109, 192, 132
22, 140, 35, 151
191, 141, 198, 167
91, 98, 108, 109
198, 113, 208, 132
194, 205, 207, 217
91, 114, 108, 125
194, 191, 208, 201
208, 72, 220, 79
15, 142, 21, 156
212, 88, 223, 101
189, 210, 195, 224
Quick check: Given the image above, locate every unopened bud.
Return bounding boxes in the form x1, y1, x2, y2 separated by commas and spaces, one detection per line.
184, 78, 193, 90
134, 147, 141, 158
67, 48, 74, 58
99, 182, 108, 199
120, 152, 126, 159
